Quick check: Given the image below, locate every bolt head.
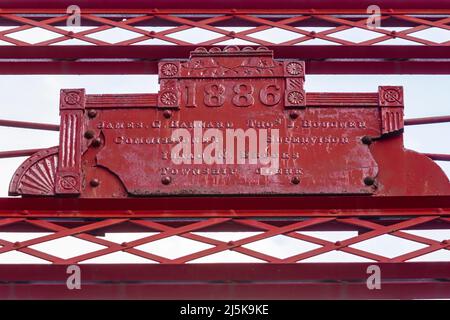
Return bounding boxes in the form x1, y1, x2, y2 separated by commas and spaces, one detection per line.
163, 110, 172, 119
91, 137, 102, 148
291, 176, 300, 185
87, 110, 97, 118
364, 176, 376, 186
90, 179, 100, 187
361, 136, 373, 145
161, 176, 172, 185
84, 130, 95, 139
289, 112, 299, 120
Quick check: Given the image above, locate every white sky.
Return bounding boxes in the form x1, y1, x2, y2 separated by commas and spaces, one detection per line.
0, 23, 449, 264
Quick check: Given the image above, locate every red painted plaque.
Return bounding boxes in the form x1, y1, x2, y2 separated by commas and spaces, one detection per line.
9, 46, 450, 197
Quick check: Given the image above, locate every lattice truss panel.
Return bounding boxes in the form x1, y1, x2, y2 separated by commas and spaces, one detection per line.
0, 10, 449, 47
1, 215, 450, 264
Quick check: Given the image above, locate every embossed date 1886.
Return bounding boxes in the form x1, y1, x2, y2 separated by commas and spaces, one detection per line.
183, 81, 282, 108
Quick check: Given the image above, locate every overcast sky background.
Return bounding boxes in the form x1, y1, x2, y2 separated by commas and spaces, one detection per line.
0, 23, 449, 263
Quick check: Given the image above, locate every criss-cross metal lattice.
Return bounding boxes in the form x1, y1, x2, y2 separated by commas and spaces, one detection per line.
1, 2, 450, 299
1, 215, 449, 264
0, 11, 449, 47
0, 8, 449, 74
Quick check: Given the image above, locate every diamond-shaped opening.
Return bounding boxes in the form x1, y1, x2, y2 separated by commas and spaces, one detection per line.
374, 37, 425, 45
350, 234, 428, 259
243, 235, 321, 259
168, 27, 222, 44
87, 27, 141, 43
401, 229, 450, 242
0, 251, 50, 264
80, 251, 158, 264
192, 232, 262, 242
298, 231, 357, 243
297, 27, 336, 33
409, 27, 450, 43
102, 232, 158, 243
216, 38, 260, 45
135, 236, 213, 259
0, 35, 14, 45
299, 250, 376, 263
407, 249, 450, 262
250, 27, 300, 44
188, 250, 265, 263
6, 27, 62, 44
0, 232, 52, 242
52, 38, 96, 46
29, 236, 106, 259
331, 27, 381, 43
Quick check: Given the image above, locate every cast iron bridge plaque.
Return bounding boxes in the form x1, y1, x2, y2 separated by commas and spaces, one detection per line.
9, 46, 450, 197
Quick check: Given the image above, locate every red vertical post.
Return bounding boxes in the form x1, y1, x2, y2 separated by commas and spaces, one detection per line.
55, 89, 85, 195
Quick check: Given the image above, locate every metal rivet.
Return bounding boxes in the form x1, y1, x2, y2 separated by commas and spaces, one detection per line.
87, 110, 97, 118
161, 176, 172, 185
442, 240, 448, 245
163, 110, 172, 119
289, 112, 299, 120
91, 138, 102, 148
84, 130, 95, 139
90, 179, 100, 187
364, 176, 376, 186
361, 136, 373, 145
227, 241, 235, 246
13, 241, 21, 247
291, 176, 300, 185
335, 241, 341, 246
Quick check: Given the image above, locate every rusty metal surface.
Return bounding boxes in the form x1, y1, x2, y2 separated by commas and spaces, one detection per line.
8, 47, 450, 197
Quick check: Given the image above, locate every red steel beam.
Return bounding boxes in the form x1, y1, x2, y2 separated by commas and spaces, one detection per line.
425, 153, 450, 161
1, 263, 450, 299
0, 45, 448, 61
0, 119, 59, 131
405, 115, 450, 126
0, 0, 448, 10
0, 46, 448, 75
1, 60, 450, 75
0, 196, 448, 217
0, 148, 45, 159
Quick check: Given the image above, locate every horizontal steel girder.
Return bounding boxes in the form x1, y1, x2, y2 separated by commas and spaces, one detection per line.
1, 263, 450, 299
